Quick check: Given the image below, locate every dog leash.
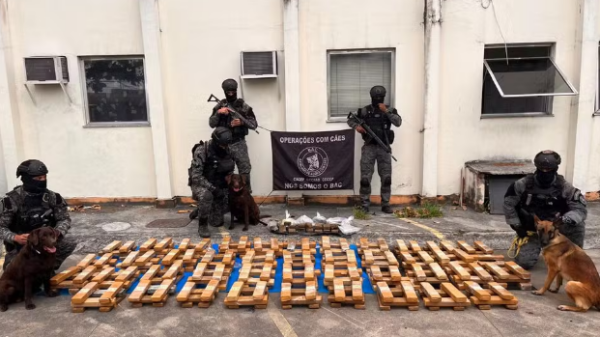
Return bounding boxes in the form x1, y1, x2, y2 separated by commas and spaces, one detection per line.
507, 231, 536, 258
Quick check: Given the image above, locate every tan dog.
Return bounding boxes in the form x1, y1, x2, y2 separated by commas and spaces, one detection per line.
532, 215, 600, 312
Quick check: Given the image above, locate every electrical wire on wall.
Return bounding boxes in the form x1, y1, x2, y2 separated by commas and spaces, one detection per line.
481, 0, 510, 64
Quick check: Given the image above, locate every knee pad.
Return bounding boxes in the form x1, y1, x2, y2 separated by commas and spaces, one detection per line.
360, 178, 370, 188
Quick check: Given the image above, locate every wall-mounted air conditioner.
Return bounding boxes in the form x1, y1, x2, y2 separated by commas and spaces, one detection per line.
240, 51, 277, 79
24, 56, 69, 84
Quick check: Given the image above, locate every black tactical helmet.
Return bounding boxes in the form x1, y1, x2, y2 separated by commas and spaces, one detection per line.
369, 85, 386, 98
212, 127, 233, 146
534, 150, 561, 170
16, 159, 48, 178
221, 79, 238, 92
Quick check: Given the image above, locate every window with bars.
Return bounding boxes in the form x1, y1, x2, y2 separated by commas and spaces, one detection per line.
328, 50, 394, 119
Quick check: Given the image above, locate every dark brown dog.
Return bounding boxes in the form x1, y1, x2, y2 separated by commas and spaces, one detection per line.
226, 174, 267, 231
0, 227, 58, 312
532, 214, 600, 312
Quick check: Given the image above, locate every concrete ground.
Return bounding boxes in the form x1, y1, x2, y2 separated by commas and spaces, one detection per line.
1, 203, 600, 337
0, 251, 598, 337
63, 202, 600, 254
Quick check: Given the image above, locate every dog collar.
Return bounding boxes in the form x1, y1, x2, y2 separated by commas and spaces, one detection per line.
33, 248, 41, 255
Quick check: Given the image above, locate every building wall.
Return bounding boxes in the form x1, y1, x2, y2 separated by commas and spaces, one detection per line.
157, 0, 286, 197
5, 0, 156, 197
0, 131, 6, 195
438, 0, 581, 196
1, 0, 599, 200
299, 0, 424, 196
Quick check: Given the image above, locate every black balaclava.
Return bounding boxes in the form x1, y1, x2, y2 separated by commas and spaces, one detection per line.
370, 85, 386, 107
22, 174, 47, 194
222, 78, 238, 104
535, 169, 557, 188
16, 159, 49, 194
211, 127, 233, 157
533, 150, 561, 188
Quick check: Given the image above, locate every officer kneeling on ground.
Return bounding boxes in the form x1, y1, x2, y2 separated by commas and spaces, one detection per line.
0, 160, 76, 271
188, 127, 235, 238
503, 150, 587, 270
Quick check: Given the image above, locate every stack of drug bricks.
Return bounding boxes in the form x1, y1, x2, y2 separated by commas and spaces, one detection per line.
281, 238, 322, 309
64, 241, 139, 313
436, 240, 531, 292
396, 240, 524, 310
276, 219, 340, 235
358, 238, 419, 311
320, 236, 365, 309
224, 236, 278, 309
177, 240, 237, 308
128, 238, 184, 308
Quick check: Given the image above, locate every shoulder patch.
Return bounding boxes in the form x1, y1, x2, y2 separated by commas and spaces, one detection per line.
55, 193, 64, 204
0, 197, 12, 212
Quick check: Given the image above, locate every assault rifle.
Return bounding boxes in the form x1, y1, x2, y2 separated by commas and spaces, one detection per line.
207, 94, 259, 134
348, 111, 397, 162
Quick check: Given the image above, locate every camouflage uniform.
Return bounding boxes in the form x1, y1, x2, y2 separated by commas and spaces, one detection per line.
0, 186, 77, 270
188, 139, 235, 230
504, 174, 587, 269
348, 104, 402, 211
209, 98, 257, 192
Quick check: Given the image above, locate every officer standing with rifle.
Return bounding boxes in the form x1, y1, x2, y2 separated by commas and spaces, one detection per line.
347, 86, 402, 214
209, 79, 258, 193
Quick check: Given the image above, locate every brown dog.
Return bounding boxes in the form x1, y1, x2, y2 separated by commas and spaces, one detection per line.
532, 215, 600, 312
0, 227, 58, 312
226, 174, 267, 231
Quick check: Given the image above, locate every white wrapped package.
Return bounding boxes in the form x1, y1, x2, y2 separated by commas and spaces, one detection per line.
293, 215, 314, 226
312, 212, 327, 224
338, 216, 361, 235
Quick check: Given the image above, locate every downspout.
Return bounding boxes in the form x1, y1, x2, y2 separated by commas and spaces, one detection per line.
421, 0, 442, 198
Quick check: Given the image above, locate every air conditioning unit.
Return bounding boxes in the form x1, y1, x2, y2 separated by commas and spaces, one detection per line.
240, 51, 277, 79
24, 56, 69, 84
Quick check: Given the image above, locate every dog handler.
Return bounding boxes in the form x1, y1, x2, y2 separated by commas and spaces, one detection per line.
188, 127, 235, 238
503, 150, 587, 270
0, 160, 76, 270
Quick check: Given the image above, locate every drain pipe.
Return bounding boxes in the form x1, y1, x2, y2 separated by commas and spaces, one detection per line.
421, 0, 442, 199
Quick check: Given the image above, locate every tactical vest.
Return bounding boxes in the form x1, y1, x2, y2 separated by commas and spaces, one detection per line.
218, 99, 250, 141
203, 142, 235, 189
6, 187, 57, 235
358, 105, 395, 145
519, 175, 569, 221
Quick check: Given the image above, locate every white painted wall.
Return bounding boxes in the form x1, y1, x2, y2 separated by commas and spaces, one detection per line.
5, 0, 156, 197
158, 0, 286, 197
1, 0, 600, 200
299, 0, 425, 196
438, 0, 581, 195
0, 132, 6, 195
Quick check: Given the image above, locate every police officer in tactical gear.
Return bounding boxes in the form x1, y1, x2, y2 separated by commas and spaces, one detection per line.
188, 127, 236, 238
0, 160, 76, 270
347, 85, 402, 214
209, 79, 258, 193
503, 150, 587, 270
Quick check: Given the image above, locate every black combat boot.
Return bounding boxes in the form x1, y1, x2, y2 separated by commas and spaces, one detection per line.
381, 205, 393, 214
360, 205, 370, 213
189, 208, 199, 220
198, 217, 210, 238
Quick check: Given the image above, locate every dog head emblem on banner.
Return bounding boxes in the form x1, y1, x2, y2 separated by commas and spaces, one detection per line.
296, 147, 329, 177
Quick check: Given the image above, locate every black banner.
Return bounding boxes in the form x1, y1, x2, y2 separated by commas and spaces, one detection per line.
271, 130, 355, 190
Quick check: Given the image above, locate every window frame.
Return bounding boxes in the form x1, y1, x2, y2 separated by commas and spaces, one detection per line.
326, 49, 396, 123
481, 43, 575, 119
595, 43, 600, 116
79, 55, 151, 128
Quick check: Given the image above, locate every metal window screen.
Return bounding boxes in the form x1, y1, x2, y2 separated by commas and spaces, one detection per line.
242, 52, 274, 75
329, 52, 392, 118
25, 58, 57, 81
